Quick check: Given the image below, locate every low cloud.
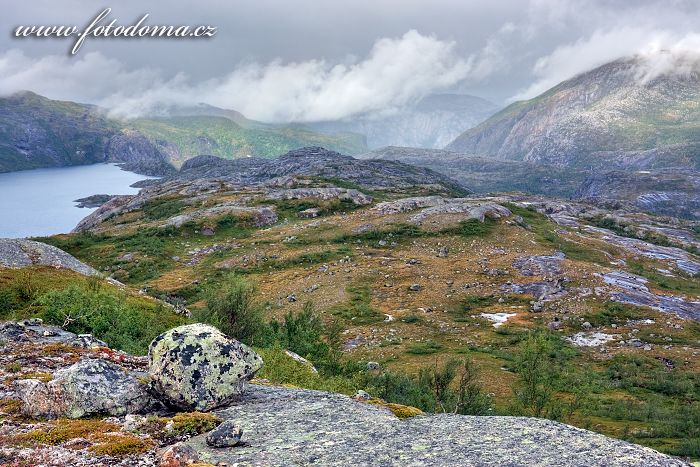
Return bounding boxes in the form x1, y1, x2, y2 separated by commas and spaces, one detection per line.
0, 30, 503, 122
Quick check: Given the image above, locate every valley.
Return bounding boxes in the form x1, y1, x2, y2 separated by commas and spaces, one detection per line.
0, 147, 697, 462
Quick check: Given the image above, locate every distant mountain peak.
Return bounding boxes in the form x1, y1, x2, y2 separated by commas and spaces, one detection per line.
446, 55, 700, 167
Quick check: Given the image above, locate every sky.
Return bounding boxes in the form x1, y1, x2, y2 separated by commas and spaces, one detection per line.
0, 0, 699, 122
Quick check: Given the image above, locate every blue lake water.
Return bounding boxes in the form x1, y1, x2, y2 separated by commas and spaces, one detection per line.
0, 164, 153, 238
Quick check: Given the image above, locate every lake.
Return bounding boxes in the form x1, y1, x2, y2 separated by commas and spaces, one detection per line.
0, 164, 154, 238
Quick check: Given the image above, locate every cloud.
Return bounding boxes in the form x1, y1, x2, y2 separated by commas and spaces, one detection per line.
0, 30, 504, 122
510, 29, 700, 101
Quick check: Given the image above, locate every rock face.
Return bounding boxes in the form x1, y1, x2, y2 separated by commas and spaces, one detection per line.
15, 358, 152, 419
148, 324, 264, 411
575, 169, 700, 220
446, 57, 700, 168
186, 384, 687, 467
0, 238, 97, 275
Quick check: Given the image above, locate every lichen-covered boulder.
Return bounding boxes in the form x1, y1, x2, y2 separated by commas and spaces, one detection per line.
14, 358, 151, 419
148, 323, 264, 411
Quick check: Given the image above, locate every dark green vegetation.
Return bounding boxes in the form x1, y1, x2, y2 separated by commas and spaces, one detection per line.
0, 268, 185, 354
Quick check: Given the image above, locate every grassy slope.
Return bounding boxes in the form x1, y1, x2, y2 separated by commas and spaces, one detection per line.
29, 184, 700, 458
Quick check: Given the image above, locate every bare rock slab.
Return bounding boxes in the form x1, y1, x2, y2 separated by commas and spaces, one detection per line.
186, 384, 688, 467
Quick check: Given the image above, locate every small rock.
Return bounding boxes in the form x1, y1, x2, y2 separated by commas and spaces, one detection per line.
206, 420, 243, 448
69, 334, 108, 349
159, 442, 200, 467
409, 284, 422, 292
437, 246, 449, 258
366, 362, 380, 371
582, 321, 592, 330
201, 227, 216, 236
287, 294, 297, 303
353, 390, 371, 401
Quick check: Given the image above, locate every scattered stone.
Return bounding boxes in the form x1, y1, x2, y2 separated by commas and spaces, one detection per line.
287, 294, 297, 302
206, 420, 243, 448
68, 334, 108, 349
513, 252, 565, 277
159, 442, 200, 467
299, 207, 321, 218
437, 246, 449, 258
366, 362, 380, 371
568, 332, 617, 347
409, 284, 422, 292
148, 323, 264, 411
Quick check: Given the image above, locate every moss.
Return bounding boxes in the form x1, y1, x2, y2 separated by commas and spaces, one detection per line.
366, 399, 423, 419
17, 372, 53, 383
4, 362, 21, 373
89, 434, 153, 457
18, 418, 119, 445
170, 412, 222, 436
141, 412, 222, 442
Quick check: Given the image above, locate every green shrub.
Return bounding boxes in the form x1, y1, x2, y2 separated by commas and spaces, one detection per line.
582, 302, 648, 327
195, 274, 264, 346
406, 340, 443, 355
441, 218, 496, 238
142, 198, 186, 220
331, 284, 383, 325
38, 285, 183, 354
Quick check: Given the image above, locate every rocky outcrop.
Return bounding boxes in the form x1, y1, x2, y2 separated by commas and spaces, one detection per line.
105, 129, 176, 177
148, 324, 264, 411
164, 204, 278, 229
266, 187, 373, 205
372, 197, 511, 224
0, 319, 690, 466
185, 384, 687, 467
15, 358, 152, 419
0, 238, 97, 275
575, 169, 700, 220
72, 195, 135, 232
176, 147, 468, 195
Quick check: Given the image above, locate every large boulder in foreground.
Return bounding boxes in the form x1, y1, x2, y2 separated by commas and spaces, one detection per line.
14, 358, 151, 419
148, 323, 264, 411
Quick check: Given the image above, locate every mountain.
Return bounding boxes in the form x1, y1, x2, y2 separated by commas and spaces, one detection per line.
310, 93, 498, 149
446, 56, 700, 169
129, 115, 366, 168
0, 92, 367, 175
